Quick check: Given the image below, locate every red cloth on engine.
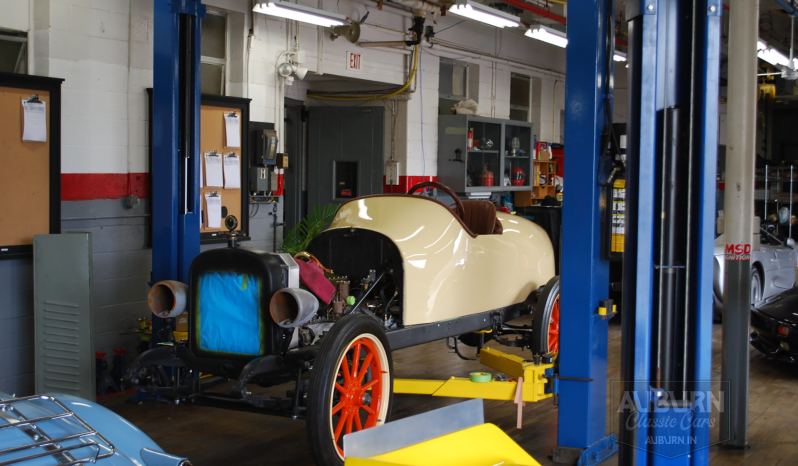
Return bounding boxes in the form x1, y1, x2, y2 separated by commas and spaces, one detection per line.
296, 259, 336, 304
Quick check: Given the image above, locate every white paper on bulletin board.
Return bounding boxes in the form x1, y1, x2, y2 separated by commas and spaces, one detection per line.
204, 152, 223, 187
22, 100, 47, 142
224, 113, 240, 147
205, 193, 222, 228
223, 154, 241, 189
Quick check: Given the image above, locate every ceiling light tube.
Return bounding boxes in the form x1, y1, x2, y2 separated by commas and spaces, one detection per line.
613, 51, 627, 62
525, 25, 567, 48
253, 1, 346, 27
449, 0, 520, 29
758, 46, 790, 67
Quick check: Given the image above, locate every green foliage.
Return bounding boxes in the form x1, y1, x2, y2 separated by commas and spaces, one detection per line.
278, 204, 340, 256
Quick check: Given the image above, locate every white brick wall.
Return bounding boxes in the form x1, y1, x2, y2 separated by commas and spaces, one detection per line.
12, 0, 575, 179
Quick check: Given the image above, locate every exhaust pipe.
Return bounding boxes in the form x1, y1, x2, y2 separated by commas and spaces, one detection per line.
148, 280, 188, 318
270, 288, 319, 328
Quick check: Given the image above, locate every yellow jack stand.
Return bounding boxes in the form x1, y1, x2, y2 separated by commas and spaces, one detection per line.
394, 347, 554, 403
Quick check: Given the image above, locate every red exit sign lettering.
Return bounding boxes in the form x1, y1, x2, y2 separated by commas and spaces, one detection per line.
347, 52, 362, 71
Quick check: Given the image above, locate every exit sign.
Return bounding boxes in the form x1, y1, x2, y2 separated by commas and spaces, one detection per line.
347, 52, 362, 71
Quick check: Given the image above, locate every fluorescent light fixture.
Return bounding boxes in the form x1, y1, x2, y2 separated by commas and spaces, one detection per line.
253, 1, 346, 27
613, 51, 627, 62
758, 39, 768, 51
758, 45, 790, 67
525, 25, 567, 48
448, 0, 520, 29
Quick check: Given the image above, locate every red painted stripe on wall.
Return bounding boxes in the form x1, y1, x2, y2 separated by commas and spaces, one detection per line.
383, 176, 438, 194
61, 173, 149, 201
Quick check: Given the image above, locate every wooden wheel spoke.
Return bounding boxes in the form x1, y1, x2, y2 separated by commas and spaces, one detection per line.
341, 355, 351, 385
360, 404, 376, 415
351, 342, 362, 380
334, 383, 346, 394
345, 410, 354, 435
362, 378, 378, 391
332, 402, 343, 415
334, 411, 349, 443
354, 412, 363, 431
357, 353, 373, 384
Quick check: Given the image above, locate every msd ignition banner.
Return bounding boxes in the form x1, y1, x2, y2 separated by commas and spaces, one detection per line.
725, 243, 752, 261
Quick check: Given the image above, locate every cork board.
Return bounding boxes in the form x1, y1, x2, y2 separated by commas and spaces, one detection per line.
200, 104, 243, 235
0, 87, 51, 247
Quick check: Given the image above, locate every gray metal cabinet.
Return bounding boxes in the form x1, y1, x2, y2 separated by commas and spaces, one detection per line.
437, 115, 534, 194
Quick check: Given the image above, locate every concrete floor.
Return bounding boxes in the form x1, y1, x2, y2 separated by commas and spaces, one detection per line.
102, 320, 798, 465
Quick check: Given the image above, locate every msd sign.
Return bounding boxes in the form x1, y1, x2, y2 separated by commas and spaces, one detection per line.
725, 243, 752, 261
347, 51, 362, 71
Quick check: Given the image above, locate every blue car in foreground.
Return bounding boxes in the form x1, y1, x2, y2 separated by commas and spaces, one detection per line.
0, 392, 189, 465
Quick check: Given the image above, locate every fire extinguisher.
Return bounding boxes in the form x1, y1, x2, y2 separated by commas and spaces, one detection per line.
467, 127, 474, 150
481, 163, 494, 187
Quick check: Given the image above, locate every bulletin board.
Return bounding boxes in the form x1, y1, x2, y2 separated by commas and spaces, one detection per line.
199, 94, 251, 243
0, 72, 63, 259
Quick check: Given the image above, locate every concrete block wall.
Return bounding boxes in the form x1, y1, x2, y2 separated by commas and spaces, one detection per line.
0, 0, 579, 395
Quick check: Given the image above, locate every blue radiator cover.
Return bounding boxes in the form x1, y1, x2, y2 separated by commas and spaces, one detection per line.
197, 272, 263, 356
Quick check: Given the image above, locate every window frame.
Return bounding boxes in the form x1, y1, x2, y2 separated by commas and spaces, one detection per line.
200, 10, 228, 95
0, 29, 28, 75
439, 58, 470, 101
509, 73, 532, 122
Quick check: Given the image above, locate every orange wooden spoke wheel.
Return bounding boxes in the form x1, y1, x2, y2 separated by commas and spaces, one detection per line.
329, 336, 387, 456
548, 294, 560, 354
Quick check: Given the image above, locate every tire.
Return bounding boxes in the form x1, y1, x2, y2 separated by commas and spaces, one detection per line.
751, 267, 762, 304
532, 276, 560, 355
307, 314, 393, 466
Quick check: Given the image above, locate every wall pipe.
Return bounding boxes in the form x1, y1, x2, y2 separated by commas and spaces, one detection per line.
721, 0, 759, 449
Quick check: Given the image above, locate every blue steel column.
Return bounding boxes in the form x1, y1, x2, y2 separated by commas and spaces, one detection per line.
555, 0, 613, 461
152, 0, 181, 286
621, 0, 720, 464
152, 0, 204, 321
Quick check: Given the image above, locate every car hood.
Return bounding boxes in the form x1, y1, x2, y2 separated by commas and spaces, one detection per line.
754, 288, 798, 326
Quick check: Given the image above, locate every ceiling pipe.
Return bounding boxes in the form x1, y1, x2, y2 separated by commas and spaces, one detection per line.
503, 0, 629, 47
499, 0, 566, 25
772, 0, 798, 20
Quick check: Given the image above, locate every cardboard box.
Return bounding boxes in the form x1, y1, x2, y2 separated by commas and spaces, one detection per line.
175, 314, 189, 332
536, 142, 552, 161
514, 191, 535, 207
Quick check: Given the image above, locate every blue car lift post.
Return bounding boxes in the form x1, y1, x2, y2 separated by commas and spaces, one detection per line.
619, 0, 720, 465
136, 0, 205, 403
556, 0, 720, 465
553, 0, 616, 464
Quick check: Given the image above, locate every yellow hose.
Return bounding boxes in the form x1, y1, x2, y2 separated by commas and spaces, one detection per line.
307, 44, 420, 101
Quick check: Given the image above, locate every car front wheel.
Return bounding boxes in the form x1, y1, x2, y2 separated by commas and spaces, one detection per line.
306, 314, 393, 466
751, 267, 762, 304
532, 276, 560, 355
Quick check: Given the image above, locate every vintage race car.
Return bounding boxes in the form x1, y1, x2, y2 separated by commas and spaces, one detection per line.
126, 182, 558, 466
0, 392, 189, 465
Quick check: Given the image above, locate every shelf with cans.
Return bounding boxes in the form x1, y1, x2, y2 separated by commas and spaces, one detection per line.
437, 115, 535, 193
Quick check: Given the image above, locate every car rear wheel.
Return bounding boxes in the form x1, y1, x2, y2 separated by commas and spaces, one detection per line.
533, 276, 560, 354
751, 267, 762, 304
307, 314, 393, 466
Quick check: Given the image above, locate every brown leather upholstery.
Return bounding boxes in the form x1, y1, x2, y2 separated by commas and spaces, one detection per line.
461, 200, 503, 236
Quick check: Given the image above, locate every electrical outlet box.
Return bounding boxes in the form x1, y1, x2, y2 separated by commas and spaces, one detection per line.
386, 160, 399, 186
250, 166, 271, 193
276, 153, 289, 169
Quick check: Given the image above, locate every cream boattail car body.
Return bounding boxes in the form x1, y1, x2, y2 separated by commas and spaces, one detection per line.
327, 196, 556, 326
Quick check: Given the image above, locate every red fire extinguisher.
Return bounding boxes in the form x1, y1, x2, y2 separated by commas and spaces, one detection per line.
481, 163, 494, 187
467, 127, 474, 150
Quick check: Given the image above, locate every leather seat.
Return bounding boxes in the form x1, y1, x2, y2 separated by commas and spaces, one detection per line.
460, 200, 503, 236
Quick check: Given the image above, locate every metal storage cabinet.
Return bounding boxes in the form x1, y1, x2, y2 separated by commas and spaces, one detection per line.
437, 115, 534, 194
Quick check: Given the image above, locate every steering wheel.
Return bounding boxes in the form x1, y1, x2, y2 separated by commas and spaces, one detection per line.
407, 181, 465, 221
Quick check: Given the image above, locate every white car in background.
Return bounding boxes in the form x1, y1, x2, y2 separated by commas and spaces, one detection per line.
713, 230, 798, 318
